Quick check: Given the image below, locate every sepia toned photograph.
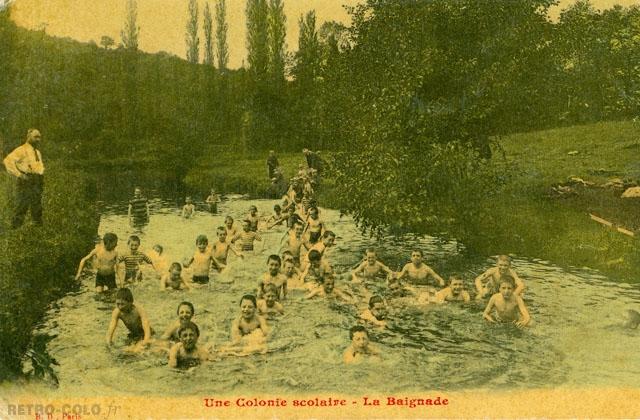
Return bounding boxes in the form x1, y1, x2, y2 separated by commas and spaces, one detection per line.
1, 0, 640, 418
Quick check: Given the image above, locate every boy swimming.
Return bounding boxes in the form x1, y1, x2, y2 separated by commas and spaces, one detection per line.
281, 222, 309, 266
282, 259, 306, 290
75, 232, 119, 293
168, 322, 211, 368
224, 216, 239, 242
219, 295, 269, 356
160, 262, 191, 291
257, 284, 285, 316
435, 275, 471, 303
184, 235, 223, 284
475, 255, 525, 299
106, 288, 153, 350
302, 206, 324, 243
343, 326, 380, 364
483, 275, 531, 327
118, 235, 155, 283
396, 250, 444, 302
360, 295, 388, 328
161, 301, 197, 342
258, 255, 287, 299
305, 276, 354, 303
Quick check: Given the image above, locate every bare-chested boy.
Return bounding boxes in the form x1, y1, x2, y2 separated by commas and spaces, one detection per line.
75, 232, 119, 293
160, 262, 191, 291
282, 259, 306, 290
396, 250, 444, 303
233, 220, 263, 252
483, 276, 531, 327
281, 222, 310, 266
212, 226, 243, 268
435, 275, 471, 303
302, 206, 325, 244
257, 284, 285, 316
351, 248, 394, 283
343, 326, 381, 364
168, 322, 211, 368
305, 276, 354, 303
360, 295, 388, 328
258, 255, 287, 299
184, 235, 222, 284
475, 255, 525, 300
219, 295, 269, 356
301, 231, 336, 271
106, 288, 153, 349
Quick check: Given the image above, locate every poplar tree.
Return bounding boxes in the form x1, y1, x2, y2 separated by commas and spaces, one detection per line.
215, 0, 229, 72
246, 0, 269, 84
267, 0, 286, 86
186, 0, 200, 64
203, 2, 214, 66
120, 0, 139, 50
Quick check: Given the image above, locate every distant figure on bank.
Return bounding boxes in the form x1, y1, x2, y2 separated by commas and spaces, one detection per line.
343, 326, 380, 364
128, 187, 150, 226
75, 232, 119, 293
205, 189, 220, 214
182, 196, 196, 218
266, 150, 279, 179
3, 129, 45, 228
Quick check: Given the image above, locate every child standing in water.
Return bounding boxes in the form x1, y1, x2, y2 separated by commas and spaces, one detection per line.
301, 231, 336, 271
160, 263, 191, 291
282, 259, 305, 290
181, 196, 196, 218
303, 206, 325, 244
343, 326, 380, 364
118, 235, 155, 284
351, 248, 394, 283
212, 226, 243, 268
168, 322, 211, 368
246, 205, 260, 231
265, 204, 285, 228
184, 235, 222, 284
75, 232, 119, 293
257, 284, 285, 316
233, 220, 263, 252
258, 255, 287, 300
148, 244, 169, 278
305, 276, 354, 303
475, 255, 525, 300
396, 250, 445, 302
205, 189, 220, 214
435, 275, 471, 303
224, 216, 239, 243
161, 301, 197, 342
281, 223, 309, 267
106, 288, 153, 350
483, 275, 531, 327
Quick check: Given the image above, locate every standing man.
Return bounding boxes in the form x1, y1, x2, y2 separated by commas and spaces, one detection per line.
3, 129, 45, 228
266, 150, 279, 180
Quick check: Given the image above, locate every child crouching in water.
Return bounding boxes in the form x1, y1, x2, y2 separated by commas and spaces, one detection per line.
483, 275, 531, 327
343, 325, 381, 364
257, 283, 285, 316
160, 263, 191, 291
168, 321, 212, 368
106, 288, 153, 351
161, 301, 197, 343
219, 294, 269, 356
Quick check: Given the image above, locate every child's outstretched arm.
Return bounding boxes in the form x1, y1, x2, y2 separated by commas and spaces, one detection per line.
515, 296, 531, 327
138, 306, 152, 346
483, 296, 497, 323
106, 308, 120, 345
75, 249, 96, 280
168, 343, 180, 368
351, 262, 365, 282
181, 278, 191, 290
510, 269, 526, 295
427, 267, 446, 287
475, 269, 491, 298
183, 257, 194, 268
159, 275, 167, 291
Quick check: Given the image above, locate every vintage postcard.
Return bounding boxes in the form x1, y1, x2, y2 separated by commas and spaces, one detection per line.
1, 0, 640, 418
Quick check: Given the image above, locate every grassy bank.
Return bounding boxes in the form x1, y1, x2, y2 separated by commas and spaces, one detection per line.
185, 120, 640, 280
0, 162, 98, 380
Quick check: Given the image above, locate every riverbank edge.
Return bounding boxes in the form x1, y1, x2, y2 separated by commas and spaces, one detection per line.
0, 162, 99, 380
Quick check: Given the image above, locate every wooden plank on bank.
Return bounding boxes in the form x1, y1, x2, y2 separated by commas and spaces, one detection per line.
589, 213, 635, 237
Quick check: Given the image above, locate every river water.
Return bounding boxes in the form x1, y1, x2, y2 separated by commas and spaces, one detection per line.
32, 196, 640, 396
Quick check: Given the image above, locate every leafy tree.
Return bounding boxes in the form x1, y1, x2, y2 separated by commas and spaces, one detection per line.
215, 0, 229, 72
267, 0, 286, 87
246, 0, 269, 84
186, 0, 200, 64
100, 35, 115, 49
203, 2, 214, 66
120, 0, 139, 50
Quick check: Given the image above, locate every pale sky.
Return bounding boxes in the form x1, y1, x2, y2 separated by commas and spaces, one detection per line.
9, 0, 640, 68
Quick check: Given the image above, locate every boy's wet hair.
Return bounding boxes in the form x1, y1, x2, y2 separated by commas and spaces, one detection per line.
177, 321, 200, 338
448, 274, 463, 284
365, 248, 377, 255
170, 262, 182, 271
309, 206, 318, 213
116, 287, 134, 302
242, 219, 251, 225
225, 215, 234, 222
323, 231, 335, 239
103, 232, 118, 245
282, 250, 293, 257
308, 250, 322, 262
128, 235, 141, 244
216, 226, 226, 233
177, 301, 195, 315
240, 294, 257, 307
499, 274, 516, 288
273, 204, 281, 211
153, 244, 163, 253
249, 205, 258, 211
497, 255, 511, 264
369, 295, 384, 308
263, 283, 279, 296
267, 254, 282, 265
196, 234, 208, 245
349, 325, 368, 340
412, 249, 424, 257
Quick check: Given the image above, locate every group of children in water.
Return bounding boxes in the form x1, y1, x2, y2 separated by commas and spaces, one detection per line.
75, 178, 532, 368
